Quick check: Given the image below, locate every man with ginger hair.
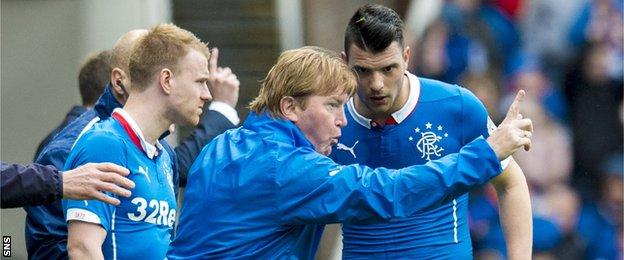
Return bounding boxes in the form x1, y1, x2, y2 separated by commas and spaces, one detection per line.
64, 23, 212, 259
168, 46, 532, 258
26, 26, 240, 258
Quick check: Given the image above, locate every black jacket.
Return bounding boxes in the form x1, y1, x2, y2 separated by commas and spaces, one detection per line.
1, 162, 62, 208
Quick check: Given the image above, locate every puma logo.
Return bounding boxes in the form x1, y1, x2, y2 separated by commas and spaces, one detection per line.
138, 166, 150, 183
337, 140, 359, 158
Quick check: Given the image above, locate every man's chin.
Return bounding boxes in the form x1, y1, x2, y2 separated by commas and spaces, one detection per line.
179, 117, 200, 127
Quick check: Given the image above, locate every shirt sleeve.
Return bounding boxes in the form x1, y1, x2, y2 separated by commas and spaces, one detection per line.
208, 101, 240, 125
0, 162, 62, 208
274, 136, 503, 225
63, 132, 127, 231
459, 87, 510, 169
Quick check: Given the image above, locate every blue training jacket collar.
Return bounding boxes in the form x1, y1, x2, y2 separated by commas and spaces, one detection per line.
93, 83, 171, 139
243, 111, 314, 150
68, 105, 89, 118
94, 83, 123, 119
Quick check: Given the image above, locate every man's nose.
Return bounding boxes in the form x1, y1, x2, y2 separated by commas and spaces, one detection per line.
336, 107, 348, 128
201, 84, 213, 102
370, 72, 384, 92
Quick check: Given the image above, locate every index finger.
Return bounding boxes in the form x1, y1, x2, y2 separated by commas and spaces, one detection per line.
209, 47, 219, 75
93, 162, 130, 176
504, 90, 526, 122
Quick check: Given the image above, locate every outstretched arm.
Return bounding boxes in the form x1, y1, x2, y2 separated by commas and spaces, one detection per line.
277, 90, 533, 224
490, 158, 532, 260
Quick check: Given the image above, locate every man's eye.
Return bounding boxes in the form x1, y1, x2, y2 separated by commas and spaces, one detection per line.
354, 67, 368, 73
383, 66, 394, 72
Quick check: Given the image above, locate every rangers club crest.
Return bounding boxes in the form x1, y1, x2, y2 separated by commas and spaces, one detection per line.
409, 122, 447, 161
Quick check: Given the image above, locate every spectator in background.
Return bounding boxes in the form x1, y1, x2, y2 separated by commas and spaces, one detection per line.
461, 71, 502, 120
570, 0, 623, 81
411, 19, 452, 81
33, 50, 112, 160
564, 41, 623, 200
413, 0, 521, 84
577, 154, 623, 260
519, 0, 584, 86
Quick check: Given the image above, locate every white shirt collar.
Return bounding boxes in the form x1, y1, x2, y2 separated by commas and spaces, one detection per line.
347, 72, 421, 129
112, 108, 163, 159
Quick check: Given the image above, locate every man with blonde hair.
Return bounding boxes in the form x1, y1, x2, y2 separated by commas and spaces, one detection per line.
64, 23, 212, 259
168, 46, 532, 258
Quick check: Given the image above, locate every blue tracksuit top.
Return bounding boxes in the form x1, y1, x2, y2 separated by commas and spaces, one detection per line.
332, 73, 503, 259
168, 110, 503, 259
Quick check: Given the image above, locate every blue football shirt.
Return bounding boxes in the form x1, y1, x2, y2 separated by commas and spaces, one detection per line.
64, 108, 176, 260
332, 72, 508, 259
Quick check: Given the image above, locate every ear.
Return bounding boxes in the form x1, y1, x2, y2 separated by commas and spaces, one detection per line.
403, 46, 411, 66
340, 51, 348, 63
111, 68, 127, 96
280, 96, 299, 122
160, 68, 173, 94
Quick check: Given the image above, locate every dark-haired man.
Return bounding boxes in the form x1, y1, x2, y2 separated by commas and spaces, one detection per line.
326, 4, 532, 259
34, 50, 112, 160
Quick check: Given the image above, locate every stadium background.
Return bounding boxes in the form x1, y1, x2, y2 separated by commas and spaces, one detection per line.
1, 0, 622, 259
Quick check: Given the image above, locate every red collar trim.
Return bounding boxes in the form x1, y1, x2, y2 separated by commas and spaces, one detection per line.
112, 111, 144, 153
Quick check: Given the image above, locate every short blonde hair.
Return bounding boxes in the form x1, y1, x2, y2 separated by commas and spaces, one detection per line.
249, 46, 357, 117
129, 23, 210, 91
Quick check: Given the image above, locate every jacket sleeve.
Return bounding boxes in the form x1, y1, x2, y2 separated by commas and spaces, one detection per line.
175, 110, 235, 187
275, 136, 503, 225
1, 162, 62, 208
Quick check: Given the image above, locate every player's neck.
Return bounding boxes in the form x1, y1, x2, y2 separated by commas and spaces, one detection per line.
123, 95, 171, 145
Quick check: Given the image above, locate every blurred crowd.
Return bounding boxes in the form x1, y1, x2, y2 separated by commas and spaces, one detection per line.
407, 0, 623, 258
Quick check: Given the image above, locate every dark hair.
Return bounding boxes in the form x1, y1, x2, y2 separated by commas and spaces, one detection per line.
78, 49, 112, 106
344, 4, 404, 56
